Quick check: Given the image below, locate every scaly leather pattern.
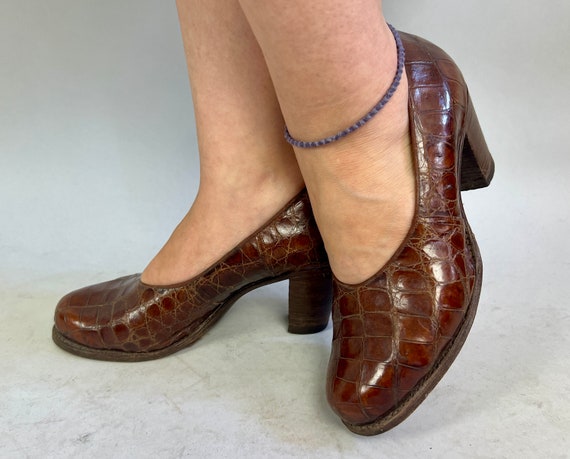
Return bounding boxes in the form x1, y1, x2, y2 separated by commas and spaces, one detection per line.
326, 32, 481, 429
54, 190, 328, 355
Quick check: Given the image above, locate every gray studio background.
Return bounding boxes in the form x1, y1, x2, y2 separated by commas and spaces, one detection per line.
1, 1, 569, 457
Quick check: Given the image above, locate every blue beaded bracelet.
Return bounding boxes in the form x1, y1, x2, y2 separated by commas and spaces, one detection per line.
284, 24, 405, 149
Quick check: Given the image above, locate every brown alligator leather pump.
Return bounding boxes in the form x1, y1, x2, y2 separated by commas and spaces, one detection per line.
53, 190, 332, 361
325, 31, 495, 435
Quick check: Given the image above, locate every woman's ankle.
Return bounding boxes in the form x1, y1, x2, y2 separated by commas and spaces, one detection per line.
295, 75, 415, 285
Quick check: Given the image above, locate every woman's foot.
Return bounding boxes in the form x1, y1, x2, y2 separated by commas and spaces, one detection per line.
234, 6, 416, 285
294, 71, 415, 285
142, 0, 307, 286
142, 162, 304, 286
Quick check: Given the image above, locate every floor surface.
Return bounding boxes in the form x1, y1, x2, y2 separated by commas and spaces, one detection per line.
1, 1, 569, 458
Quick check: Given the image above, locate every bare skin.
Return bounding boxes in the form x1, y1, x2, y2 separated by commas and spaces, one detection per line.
143, 0, 414, 286
142, 0, 304, 285
236, 0, 414, 283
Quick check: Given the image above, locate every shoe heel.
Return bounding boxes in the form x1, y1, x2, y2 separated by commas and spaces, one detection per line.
460, 97, 495, 191
288, 269, 333, 334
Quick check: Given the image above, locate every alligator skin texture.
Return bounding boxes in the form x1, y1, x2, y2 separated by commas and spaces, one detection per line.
326, 32, 481, 428
54, 190, 329, 354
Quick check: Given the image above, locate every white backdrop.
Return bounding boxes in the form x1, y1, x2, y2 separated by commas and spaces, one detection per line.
1, 1, 569, 457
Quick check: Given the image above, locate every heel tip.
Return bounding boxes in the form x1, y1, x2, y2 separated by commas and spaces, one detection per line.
287, 320, 329, 335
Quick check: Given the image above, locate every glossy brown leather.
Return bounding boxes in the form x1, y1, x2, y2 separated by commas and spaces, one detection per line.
53, 190, 330, 361
326, 32, 493, 434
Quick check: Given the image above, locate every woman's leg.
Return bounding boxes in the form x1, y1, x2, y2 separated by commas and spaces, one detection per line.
237, 0, 415, 284
143, 0, 304, 285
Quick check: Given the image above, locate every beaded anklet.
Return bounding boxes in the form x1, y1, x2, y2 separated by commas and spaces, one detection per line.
284, 24, 405, 149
